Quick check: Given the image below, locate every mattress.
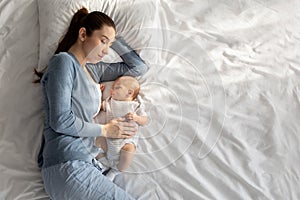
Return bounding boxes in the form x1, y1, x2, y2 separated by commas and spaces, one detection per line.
0, 0, 299, 199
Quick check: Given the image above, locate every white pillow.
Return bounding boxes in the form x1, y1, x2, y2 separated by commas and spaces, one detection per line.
37, 0, 161, 69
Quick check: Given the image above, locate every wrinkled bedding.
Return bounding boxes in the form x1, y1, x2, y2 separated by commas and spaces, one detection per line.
0, 0, 300, 199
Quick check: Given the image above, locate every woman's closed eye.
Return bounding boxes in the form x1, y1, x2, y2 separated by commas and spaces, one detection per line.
101, 39, 108, 45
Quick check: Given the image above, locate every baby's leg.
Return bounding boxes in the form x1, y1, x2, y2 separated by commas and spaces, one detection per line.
117, 143, 136, 172
105, 143, 136, 181
95, 136, 107, 160
94, 137, 110, 172
95, 136, 107, 151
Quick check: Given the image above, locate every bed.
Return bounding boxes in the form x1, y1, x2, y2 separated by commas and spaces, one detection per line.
1, 0, 300, 199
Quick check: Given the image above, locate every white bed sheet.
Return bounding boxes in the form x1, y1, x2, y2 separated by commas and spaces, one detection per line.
1, 0, 300, 199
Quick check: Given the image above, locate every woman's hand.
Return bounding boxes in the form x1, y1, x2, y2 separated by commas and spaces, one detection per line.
101, 118, 137, 139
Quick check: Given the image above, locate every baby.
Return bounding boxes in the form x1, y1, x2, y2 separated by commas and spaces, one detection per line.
94, 76, 148, 181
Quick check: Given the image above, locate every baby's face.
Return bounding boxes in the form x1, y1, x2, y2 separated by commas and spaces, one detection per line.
110, 80, 129, 101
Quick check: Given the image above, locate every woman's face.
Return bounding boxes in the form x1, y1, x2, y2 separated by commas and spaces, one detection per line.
84, 25, 115, 63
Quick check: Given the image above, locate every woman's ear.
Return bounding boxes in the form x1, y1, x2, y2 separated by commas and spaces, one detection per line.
78, 27, 87, 42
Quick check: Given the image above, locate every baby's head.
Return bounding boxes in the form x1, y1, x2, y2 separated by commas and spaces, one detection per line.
110, 76, 140, 101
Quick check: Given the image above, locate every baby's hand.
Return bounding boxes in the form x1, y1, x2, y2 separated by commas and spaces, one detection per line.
100, 84, 105, 92
125, 112, 135, 121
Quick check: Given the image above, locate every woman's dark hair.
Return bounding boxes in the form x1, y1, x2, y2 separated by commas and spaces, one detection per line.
34, 7, 115, 83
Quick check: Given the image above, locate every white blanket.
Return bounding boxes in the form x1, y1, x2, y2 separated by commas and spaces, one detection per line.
0, 0, 300, 199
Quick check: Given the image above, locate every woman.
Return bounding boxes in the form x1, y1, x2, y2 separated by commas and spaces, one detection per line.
36, 7, 148, 199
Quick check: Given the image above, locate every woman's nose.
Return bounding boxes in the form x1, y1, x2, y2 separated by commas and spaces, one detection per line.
102, 46, 109, 55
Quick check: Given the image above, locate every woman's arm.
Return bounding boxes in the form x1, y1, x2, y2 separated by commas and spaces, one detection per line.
86, 37, 148, 83
43, 54, 102, 138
